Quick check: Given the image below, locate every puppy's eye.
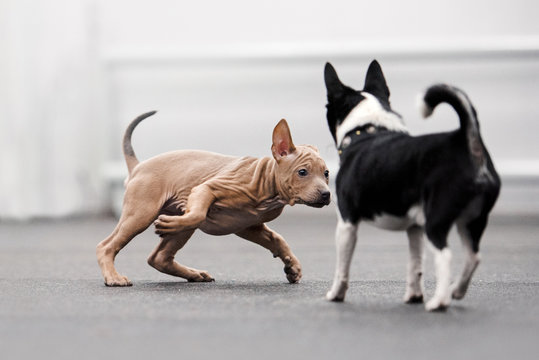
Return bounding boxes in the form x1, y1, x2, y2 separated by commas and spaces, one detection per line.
298, 169, 308, 177
324, 170, 329, 179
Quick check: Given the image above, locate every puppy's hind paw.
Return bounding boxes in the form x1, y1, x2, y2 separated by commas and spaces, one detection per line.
104, 274, 132, 287
187, 270, 215, 283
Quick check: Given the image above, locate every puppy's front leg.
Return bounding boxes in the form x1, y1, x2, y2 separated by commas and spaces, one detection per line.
236, 224, 302, 283
326, 215, 359, 302
155, 185, 215, 235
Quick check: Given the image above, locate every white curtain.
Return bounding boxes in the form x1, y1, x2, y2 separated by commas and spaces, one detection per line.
0, 0, 105, 219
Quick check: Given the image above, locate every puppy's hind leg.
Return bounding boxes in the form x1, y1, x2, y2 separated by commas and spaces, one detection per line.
97, 179, 163, 286
97, 208, 159, 286
451, 216, 486, 300
404, 225, 425, 304
326, 214, 359, 302
147, 230, 214, 282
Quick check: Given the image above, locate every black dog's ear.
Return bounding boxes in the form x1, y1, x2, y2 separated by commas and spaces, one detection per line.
324, 62, 345, 99
363, 60, 390, 103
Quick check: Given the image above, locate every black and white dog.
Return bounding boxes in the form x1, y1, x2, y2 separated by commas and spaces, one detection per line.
324, 60, 501, 311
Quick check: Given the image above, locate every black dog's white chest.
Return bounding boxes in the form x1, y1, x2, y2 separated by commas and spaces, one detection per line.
367, 204, 425, 230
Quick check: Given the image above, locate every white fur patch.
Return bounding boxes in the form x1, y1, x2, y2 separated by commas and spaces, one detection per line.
369, 204, 425, 231
416, 92, 433, 118
404, 226, 425, 302
425, 246, 452, 311
336, 92, 408, 147
326, 212, 359, 301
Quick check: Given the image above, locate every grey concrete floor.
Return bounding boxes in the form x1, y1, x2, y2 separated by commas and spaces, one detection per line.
1, 204, 538, 360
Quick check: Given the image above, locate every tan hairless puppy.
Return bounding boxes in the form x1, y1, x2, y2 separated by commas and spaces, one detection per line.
97, 111, 331, 286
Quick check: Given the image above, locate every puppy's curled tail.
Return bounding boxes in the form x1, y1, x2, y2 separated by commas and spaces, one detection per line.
123, 110, 157, 175
418, 84, 491, 182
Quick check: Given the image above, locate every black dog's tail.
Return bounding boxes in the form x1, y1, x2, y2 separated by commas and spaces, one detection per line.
418, 84, 492, 182
123, 111, 157, 175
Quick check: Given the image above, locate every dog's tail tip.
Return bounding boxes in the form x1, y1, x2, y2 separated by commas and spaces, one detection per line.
416, 92, 433, 119
123, 110, 159, 175
136, 110, 158, 120
419, 83, 478, 127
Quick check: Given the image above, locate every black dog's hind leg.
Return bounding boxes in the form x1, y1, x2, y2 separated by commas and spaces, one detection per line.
451, 214, 487, 299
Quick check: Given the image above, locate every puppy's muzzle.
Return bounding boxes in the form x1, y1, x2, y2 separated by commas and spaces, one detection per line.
308, 190, 331, 208
320, 190, 331, 204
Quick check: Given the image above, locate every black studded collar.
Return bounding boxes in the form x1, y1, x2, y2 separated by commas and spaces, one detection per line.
337, 124, 388, 157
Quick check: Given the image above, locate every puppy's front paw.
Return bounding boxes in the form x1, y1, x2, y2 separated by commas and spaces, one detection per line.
326, 280, 348, 302
154, 215, 182, 235
283, 256, 302, 283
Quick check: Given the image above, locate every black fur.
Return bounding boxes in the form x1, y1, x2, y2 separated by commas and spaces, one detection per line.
324, 60, 500, 251
324, 63, 365, 142
363, 60, 391, 107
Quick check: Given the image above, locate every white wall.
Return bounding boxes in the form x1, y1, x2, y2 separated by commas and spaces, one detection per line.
1, 0, 538, 219
0, 0, 105, 219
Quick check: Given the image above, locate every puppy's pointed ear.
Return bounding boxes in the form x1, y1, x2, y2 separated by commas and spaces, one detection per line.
363, 59, 390, 103
324, 62, 345, 99
271, 119, 296, 162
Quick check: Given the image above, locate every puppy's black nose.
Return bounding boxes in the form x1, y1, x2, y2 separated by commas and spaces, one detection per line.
320, 191, 331, 204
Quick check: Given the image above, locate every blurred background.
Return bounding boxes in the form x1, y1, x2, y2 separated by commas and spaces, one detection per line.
1, 0, 538, 220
